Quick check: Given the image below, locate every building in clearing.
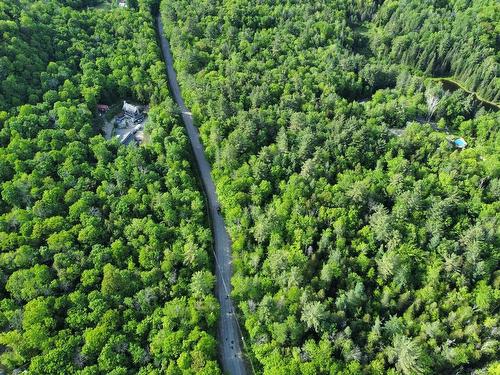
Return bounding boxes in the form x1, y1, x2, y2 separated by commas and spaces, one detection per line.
123, 101, 140, 116
119, 0, 127, 7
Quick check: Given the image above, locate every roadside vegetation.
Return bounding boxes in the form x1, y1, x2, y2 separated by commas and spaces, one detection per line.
0, 0, 221, 373
160, 0, 499, 373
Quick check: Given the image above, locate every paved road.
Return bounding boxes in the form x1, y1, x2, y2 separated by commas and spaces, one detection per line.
156, 16, 248, 375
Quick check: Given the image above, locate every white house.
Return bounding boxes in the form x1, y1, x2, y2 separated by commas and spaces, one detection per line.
123, 101, 140, 116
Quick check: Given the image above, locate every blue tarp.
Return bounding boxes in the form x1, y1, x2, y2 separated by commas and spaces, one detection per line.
454, 138, 467, 148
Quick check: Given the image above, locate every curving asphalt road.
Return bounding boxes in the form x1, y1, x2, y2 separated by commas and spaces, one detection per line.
156, 16, 248, 375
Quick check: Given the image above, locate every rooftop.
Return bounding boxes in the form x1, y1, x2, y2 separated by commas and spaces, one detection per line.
454, 138, 467, 149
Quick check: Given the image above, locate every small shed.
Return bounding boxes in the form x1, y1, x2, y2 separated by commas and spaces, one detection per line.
119, 0, 127, 7
453, 138, 467, 149
123, 101, 140, 116
97, 104, 109, 113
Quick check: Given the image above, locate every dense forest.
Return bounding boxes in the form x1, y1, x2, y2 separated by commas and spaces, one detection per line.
160, 0, 499, 374
0, 0, 221, 373
369, 0, 499, 103
1, 0, 499, 374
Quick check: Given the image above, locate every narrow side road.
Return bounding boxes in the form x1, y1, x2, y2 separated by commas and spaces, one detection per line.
156, 15, 248, 375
